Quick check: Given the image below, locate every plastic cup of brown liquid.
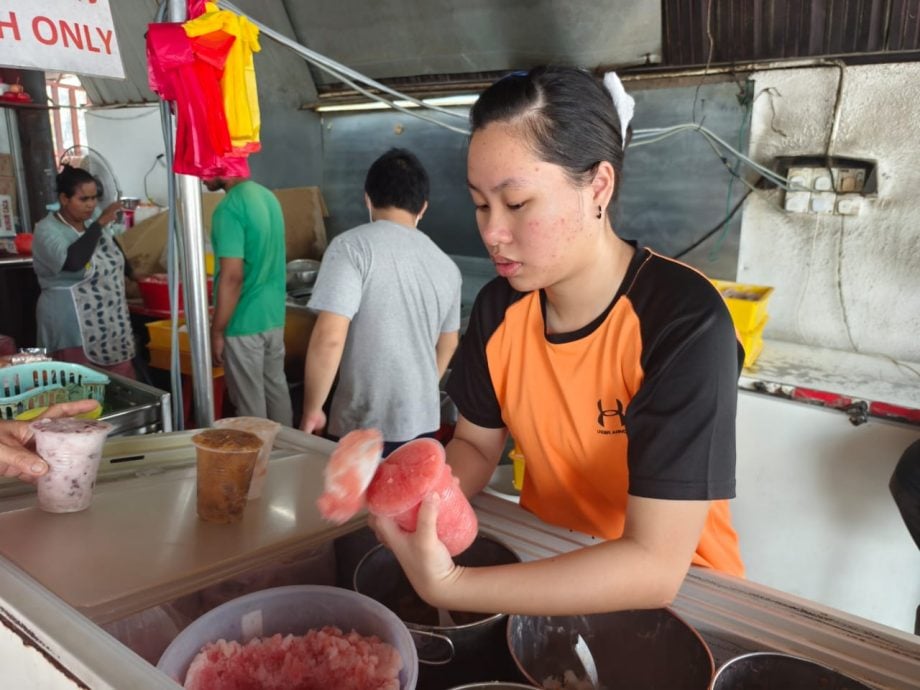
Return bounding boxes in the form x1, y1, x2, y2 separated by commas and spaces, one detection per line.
30, 418, 113, 513
213, 417, 281, 500
191, 429, 262, 524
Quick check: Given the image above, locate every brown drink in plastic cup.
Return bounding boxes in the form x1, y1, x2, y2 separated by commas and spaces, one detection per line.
30, 418, 113, 513
213, 417, 281, 500
191, 429, 262, 524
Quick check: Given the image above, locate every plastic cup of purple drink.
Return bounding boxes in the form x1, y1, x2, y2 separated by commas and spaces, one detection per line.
30, 418, 113, 513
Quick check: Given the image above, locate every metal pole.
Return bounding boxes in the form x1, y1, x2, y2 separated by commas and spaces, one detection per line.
167, 0, 214, 427
15, 70, 56, 231
5, 109, 31, 234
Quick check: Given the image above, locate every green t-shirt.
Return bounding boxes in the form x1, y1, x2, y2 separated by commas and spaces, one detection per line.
211, 181, 287, 336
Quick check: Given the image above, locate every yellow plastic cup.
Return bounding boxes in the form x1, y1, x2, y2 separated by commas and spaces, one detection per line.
508, 445, 525, 491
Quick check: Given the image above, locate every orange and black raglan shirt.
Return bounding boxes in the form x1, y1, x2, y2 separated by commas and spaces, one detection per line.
447, 246, 745, 576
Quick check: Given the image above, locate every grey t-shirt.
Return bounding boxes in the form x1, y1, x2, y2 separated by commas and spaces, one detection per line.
307, 220, 461, 441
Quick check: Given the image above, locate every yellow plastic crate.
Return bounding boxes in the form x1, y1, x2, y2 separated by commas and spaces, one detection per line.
146, 319, 191, 351
711, 279, 774, 332
737, 315, 768, 368
147, 345, 223, 377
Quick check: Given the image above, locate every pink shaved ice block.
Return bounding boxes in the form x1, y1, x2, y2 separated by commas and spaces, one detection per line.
367, 439, 477, 556
183, 626, 403, 690
316, 429, 384, 524
391, 463, 478, 556
365, 438, 446, 516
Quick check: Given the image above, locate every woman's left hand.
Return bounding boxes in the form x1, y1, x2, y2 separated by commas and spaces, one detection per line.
375, 493, 463, 608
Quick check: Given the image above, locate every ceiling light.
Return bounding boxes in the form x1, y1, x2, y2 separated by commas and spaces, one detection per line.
316, 93, 478, 113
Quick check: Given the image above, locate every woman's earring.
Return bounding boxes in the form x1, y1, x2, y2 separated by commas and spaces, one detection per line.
596, 206, 604, 219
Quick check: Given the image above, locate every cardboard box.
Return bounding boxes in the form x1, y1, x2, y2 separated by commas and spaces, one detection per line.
120, 186, 329, 276
0, 176, 16, 215
0, 194, 14, 234
201, 186, 328, 261
0, 154, 12, 178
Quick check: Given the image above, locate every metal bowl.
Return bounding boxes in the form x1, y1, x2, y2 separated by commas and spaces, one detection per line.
354, 534, 521, 666
710, 652, 873, 690
286, 258, 321, 287
508, 608, 714, 690
450, 680, 533, 690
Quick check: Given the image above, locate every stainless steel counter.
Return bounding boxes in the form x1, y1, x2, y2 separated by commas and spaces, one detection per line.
0, 254, 32, 268
97, 366, 172, 436
0, 433, 917, 689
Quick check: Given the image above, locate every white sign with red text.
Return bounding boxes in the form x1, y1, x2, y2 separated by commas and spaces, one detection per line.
0, 1, 124, 79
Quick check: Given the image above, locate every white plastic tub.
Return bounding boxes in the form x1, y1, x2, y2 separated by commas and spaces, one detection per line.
157, 584, 419, 689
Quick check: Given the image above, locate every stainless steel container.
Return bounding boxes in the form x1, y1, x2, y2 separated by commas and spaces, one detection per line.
710, 652, 873, 690
450, 681, 533, 690
286, 259, 321, 288
353, 534, 520, 665
508, 607, 714, 690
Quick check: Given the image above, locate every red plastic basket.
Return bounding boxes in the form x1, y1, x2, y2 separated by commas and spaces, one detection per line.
138, 274, 213, 312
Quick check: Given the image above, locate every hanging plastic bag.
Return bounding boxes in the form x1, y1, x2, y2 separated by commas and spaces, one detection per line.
184, 2, 263, 153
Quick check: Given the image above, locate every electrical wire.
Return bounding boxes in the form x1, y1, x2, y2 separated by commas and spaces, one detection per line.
794, 213, 823, 346
835, 215, 858, 351
216, 0, 471, 135
153, 0, 184, 430
691, 0, 716, 124
709, 94, 751, 261
143, 154, 166, 206
80, 107, 159, 121
674, 190, 752, 259
218, 0, 788, 186
159, 98, 184, 431
631, 123, 789, 189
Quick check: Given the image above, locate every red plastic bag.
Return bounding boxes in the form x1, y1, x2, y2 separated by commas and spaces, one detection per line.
146, 23, 249, 178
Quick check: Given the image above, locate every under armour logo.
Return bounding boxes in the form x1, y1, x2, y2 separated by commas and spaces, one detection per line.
597, 399, 625, 428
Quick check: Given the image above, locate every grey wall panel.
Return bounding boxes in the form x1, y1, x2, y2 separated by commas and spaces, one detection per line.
249, 108, 324, 189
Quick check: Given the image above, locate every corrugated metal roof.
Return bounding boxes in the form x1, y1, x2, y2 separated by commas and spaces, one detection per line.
81, 0, 920, 107
81, 0, 159, 105
663, 0, 920, 66
282, 0, 662, 87
81, 0, 319, 107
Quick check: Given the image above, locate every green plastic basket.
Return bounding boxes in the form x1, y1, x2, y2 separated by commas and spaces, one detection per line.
0, 363, 109, 420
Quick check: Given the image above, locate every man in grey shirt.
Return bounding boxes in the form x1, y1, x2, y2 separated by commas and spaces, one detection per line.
301, 148, 461, 455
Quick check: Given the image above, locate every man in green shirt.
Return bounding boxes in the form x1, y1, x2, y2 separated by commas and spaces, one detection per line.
205, 176, 292, 425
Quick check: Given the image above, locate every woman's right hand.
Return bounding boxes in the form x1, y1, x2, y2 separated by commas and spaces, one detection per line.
97, 201, 124, 227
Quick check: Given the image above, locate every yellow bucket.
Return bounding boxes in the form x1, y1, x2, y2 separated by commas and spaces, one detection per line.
711, 279, 773, 332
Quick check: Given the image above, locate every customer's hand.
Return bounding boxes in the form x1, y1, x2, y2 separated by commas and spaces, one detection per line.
0, 400, 101, 482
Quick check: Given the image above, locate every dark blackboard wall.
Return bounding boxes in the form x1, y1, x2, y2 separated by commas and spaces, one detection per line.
320, 80, 750, 279
320, 108, 476, 255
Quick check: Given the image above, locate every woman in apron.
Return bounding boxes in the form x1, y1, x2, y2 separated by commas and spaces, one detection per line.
31, 164, 137, 379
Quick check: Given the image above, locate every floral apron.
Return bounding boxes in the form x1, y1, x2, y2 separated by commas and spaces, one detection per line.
70, 232, 136, 366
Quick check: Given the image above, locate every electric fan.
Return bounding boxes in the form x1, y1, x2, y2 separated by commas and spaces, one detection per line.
59, 145, 122, 207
